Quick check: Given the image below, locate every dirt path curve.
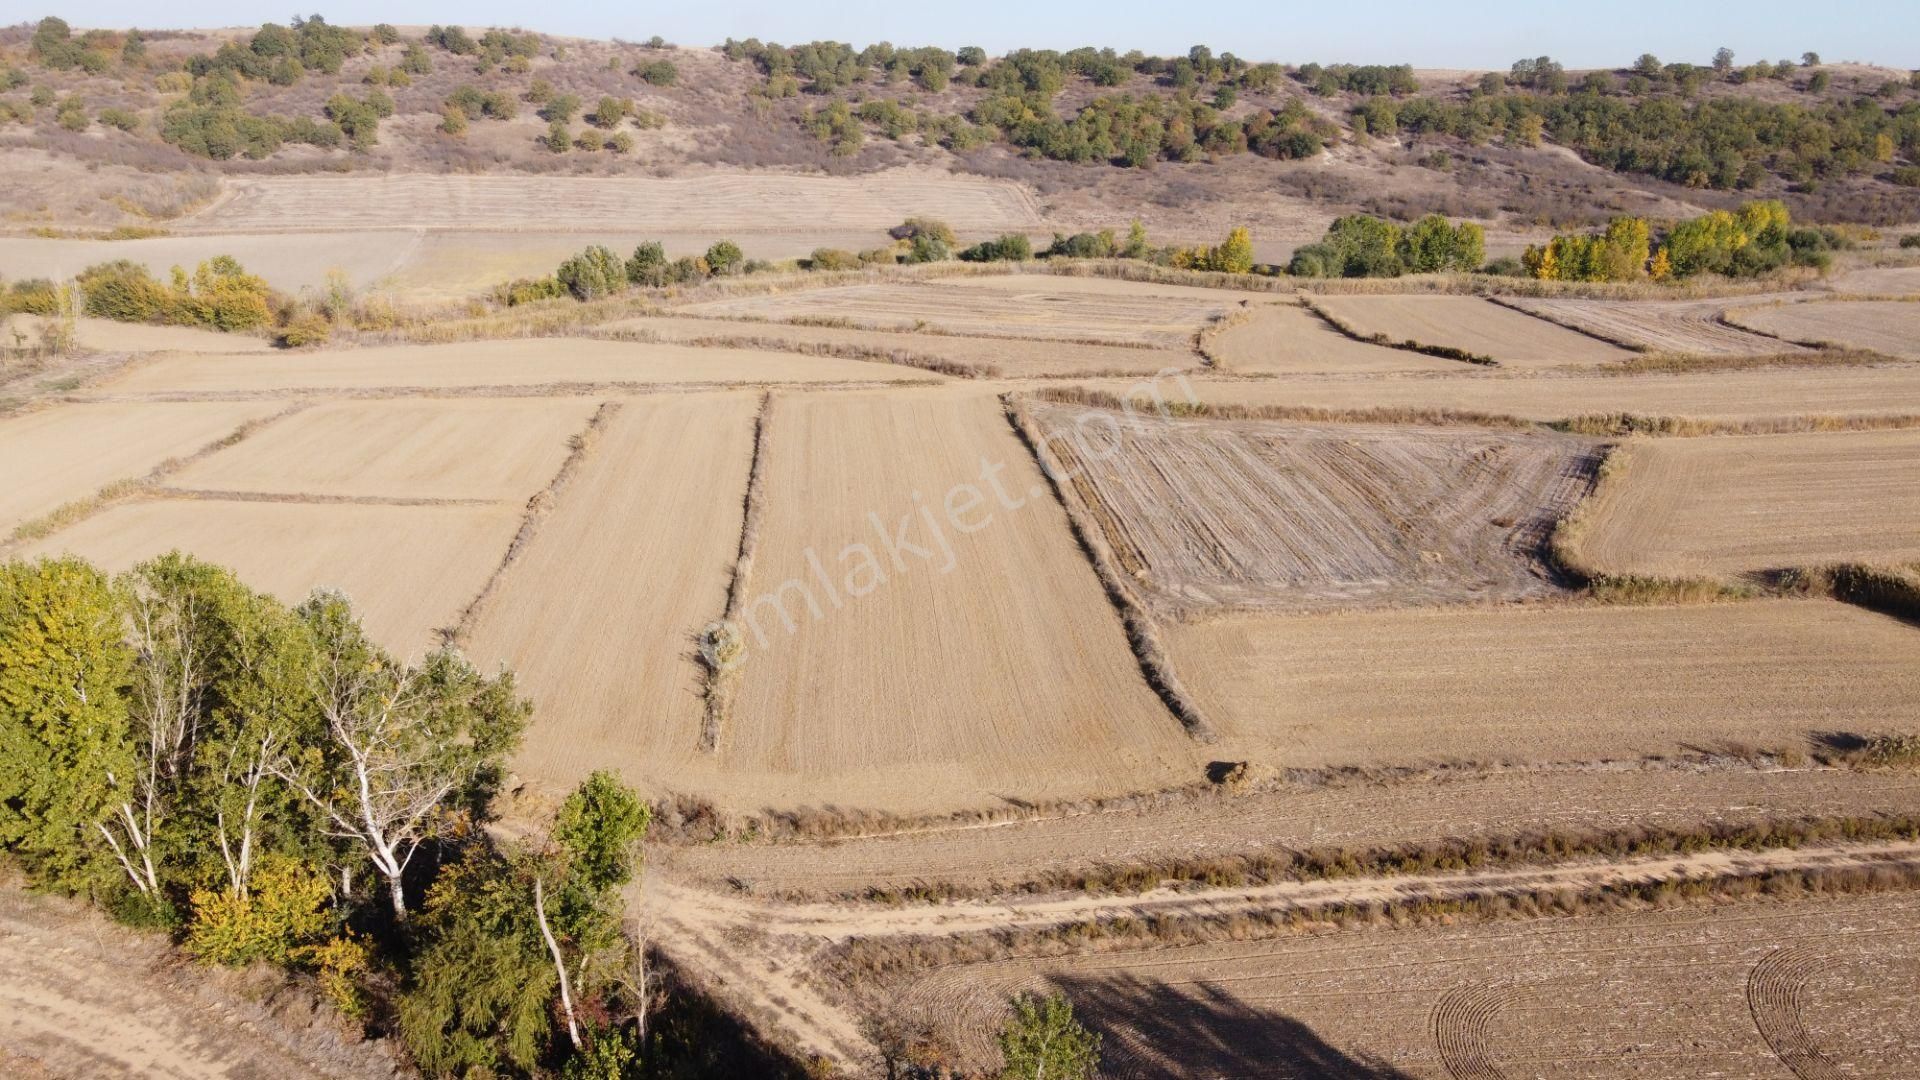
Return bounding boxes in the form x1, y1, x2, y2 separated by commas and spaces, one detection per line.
0, 884, 399, 1079
638, 839, 1920, 1072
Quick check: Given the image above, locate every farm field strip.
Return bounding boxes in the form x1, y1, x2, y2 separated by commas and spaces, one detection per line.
679, 279, 1241, 347
0, 230, 417, 294
1028, 401, 1596, 615
1, 315, 276, 355
466, 393, 761, 798
1174, 600, 1920, 768
97, 338, 935, 395
1203, 302, 1463, 374
1575, 429, 1920, 579
600, 313, 1197, 377
717, 391, 1198, 812
1310, 294, 1638, 368
164, 397, 603, 502
185, 171, 1046, 233
888, 888, 1920, 1079
1727, 299, 1920, 358
19, 497, 521, 659
1498, 294, 1808, 355
0, 399, 285, 536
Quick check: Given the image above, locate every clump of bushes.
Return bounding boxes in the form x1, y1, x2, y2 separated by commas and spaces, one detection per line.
75, 256, 273, 331
1290, 213, 1483, 278
959, 233, 1034, 262
509, 238, 762, 305
1523, 201, 1837, 282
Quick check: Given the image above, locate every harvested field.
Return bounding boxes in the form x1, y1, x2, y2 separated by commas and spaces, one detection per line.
0, 400, 280, 534
1124, 365, 1920, 423
1831, 265, 1920, 294
1204, 303, 1461, 374
1027, 402, 1597, 614
0, 231, 417, 294
185, 171, 1044, 233
1576, 430, 1920, 579
20, 498, 519, 658
1499, 295, 1804, 355
99, 338, 931, 396
679, 278, 1241, 348
894, 890, 1920, 1078
1, 315, 274, 354
466, 394, 760, 797
657, 767, 1920, 898
1310, 294, 1636, 368
1175, 600, 1920, 767
1729, 299, 1920, 358
602, 314, 1192, 378
167, 397, 601, 501
719, 392, 1194, 812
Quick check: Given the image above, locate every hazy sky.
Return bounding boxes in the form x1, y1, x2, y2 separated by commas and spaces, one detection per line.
26, 1, 1920, 70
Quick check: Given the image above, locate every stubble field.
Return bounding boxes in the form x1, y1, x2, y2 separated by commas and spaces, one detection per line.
1573, 429, 1920, 579
1499, 295, 1807, 355
1309, 294, 1638, 367
1728, 299, 1920, 357
1205, 302, 1463, 374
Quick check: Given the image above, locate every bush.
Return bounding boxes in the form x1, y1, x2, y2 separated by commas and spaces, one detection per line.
76, 256, 273, 331
959, 233, 1033, 262
807, 247, 861, 270
274, 311, 332, 348
635, 59, 678, 86
1892, 167, 1920, 189
544, 120, 571, 153
1523, 216, 1650, 281
1045, 230, 1116, 259
556, 246, 626, 300
903, 232, 951, 264
705, 240, 745, 276
998, 994, 1100, 1080
625, 241, 669, 286
891, 217, 956, 246
1900, 234, 1920, 249
98, 107, 140, 132
186, 857, 328, 966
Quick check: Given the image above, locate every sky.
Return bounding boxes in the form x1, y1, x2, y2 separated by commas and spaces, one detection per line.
20, 0, 1920, 71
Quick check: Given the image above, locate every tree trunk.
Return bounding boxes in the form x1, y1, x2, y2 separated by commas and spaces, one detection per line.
386, 872, 408, 923
535, 877, 582, 1051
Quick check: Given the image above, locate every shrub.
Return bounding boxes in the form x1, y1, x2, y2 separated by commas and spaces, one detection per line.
960, 233, 1034, 262
556, 245, 625, 300
275, 311, 332, 347
891, 217, 957, 246
438, 104, 467, 136
75, 256, 273, 331
635, 59, 678, 86
807, 247, 861, 271
186, 857, 329, 966
98, 107, 140, 132
539, 94, 581, 123
1900, 234, 1920, 249
903, 232, 950, 264
588, 96, 629, 128
1892, 167, 1920, 189
705, 240, 746, 276
1523, 216, 1650, 281
625, 241, 669, 286
493, 276, 567, 306
998, 994, 1100, 1080
607, 131, 634, 154
1046, 230, 1116, 259
544, 120, 572, 153
1290, 214, 1401, 277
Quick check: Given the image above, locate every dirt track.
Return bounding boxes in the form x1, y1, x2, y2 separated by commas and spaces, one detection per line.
0, 882, 398, 1079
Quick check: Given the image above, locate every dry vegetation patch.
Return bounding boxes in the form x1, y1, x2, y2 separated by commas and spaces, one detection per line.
679, 277, 1241, 348
166, 397, 602, 501
889, 891, 1920, 1078
100, 338, 929, 396
0, 231, 418, 295
1174, 600, 1920, 768
1026, 401, 1599, 615
1310, 294, 1638, 368
1496, 294, 1809, 356
1728, 299, 1920, 358
603, 314, 1193, 378
185, 171, 1044, 233
1201, 302, 1463, 374
1573, 430, 1920, 581
468, 394, 761, 799
21, 498, 519, 659
2, 315, 274, 355
718, 391, 1196, 812
0, 400, 282, 535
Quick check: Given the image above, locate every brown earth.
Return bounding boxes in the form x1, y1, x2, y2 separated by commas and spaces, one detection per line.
1204, 302, 1462, 374
1310, 294, 1637, 368
1028, 402, 1598, 615
1575, 429, 1920, 579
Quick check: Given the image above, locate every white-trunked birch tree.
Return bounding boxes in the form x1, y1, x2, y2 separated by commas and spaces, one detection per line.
272, 590, 527, 923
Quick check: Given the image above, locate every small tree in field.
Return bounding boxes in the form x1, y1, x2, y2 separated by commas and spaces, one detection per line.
998, 993, 1100, 1080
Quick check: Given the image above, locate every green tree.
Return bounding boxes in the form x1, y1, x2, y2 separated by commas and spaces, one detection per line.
704, 239, 746, 276
997, 993, 1100, 1080
545, 119, 572, 154
625, 241, 669, 286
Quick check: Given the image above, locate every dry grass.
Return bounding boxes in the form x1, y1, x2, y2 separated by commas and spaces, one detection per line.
1725, 299, 1920, 358
1029, 386, 1538, 431
1571, 431, 1920, 582
1598, 347, 1894, 375
1, 401, 288, 540
1299, 295, 1497, 366
701, 391, 776, 754
1171, 600, 1920, 769
1307, 294, 1636, 368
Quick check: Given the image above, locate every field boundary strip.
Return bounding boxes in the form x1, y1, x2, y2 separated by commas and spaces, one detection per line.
699, 390, 776, 754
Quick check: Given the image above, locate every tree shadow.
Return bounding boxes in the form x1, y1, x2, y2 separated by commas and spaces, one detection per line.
1052, 972, 1417, 1079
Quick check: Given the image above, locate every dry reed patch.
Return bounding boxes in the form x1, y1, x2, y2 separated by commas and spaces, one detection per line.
1201, 303, 1462, 374
21, 498, 519, 659
1174, 600, 1920, 768
0, 400, 282, 534
1119, 365, 1920, 423
890, 891, 1920, 1079
466, 394, 761, 795
102, 338, 929, 396
1729, 300, 1920, 358
166, 397, 602, 501
1025, 402, 1599, 615
601, 315, 1192, 378
2, 315, 274, 355
1496, 295, 1808, 356
0, 231, 418, 294
678, 278, 1240, 348
718, 392, 1197, 813
185, 171, 1044, 233
1574, 430, 1920, 581
1310, 294, 1636, 368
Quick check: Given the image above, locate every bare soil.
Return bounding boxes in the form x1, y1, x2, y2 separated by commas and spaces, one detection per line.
1310, 294, 1637, 368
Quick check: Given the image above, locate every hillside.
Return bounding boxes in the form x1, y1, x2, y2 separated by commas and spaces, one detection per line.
4, 16, 1919, 250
